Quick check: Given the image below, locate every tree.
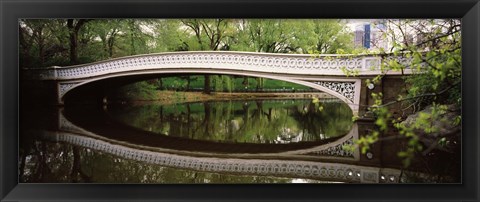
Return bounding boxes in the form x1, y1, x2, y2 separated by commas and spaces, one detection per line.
67, 19, 90, 64
181, 19, 234, 94
312, 19, 354, 54
89, 19, 122, 59
19, 19, 71, 68
20, 20, 49, 68
351, 19, 461, 168
151, 20, 188, 52
231, 19, 317, 90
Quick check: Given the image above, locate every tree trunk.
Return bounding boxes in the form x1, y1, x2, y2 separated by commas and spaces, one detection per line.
204, 75, 211, 94
67, 19, 89, 65
203, 102, 211, 135
67, 20, 78, 64
101, 37, 109, 58
256, 78, 263, 91
107, 30, 116, 57
129, 20, 136, 55
38, 36, 45, 67
187, 76, 191, 91
70, 146, 80, 182
243, 76, 249, 90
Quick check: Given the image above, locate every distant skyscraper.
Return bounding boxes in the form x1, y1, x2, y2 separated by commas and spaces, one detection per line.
348, 20, 390, 50
353, 24, 371, 49
364, 24, 371, 48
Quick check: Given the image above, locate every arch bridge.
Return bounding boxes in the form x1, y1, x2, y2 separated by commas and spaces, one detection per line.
23, 51, 415, 116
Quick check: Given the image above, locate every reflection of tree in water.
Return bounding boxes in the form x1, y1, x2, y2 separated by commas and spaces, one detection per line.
228, 100, 292, 143
291, 102, 353, 141
202, 102, 213, 140
108, 100, 353, 143
19, 138, 90, 182
19, 140, 293, 183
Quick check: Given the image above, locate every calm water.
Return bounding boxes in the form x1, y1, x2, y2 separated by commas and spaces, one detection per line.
19, 98, 460, 183
107, 99, 353, 144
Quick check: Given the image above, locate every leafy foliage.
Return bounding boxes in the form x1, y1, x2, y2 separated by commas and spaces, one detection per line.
353, 19, 461, 167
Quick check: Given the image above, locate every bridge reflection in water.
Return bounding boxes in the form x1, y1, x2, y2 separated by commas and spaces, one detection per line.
19, 102, 456, 184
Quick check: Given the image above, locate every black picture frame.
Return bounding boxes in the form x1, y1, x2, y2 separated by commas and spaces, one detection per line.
1, 0, 479, 201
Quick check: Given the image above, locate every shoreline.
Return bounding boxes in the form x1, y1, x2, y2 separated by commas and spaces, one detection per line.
116, 90, 337, 105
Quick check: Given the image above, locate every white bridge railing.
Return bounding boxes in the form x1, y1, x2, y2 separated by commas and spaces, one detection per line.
23, 51, 412, 81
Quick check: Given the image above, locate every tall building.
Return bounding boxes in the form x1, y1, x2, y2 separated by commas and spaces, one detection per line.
363, 24, 371, 48
351, 20, 388, 51
348, 19, 452, 52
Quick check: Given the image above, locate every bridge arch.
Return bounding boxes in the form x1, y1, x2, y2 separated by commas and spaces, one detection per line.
60, 68, 360, 112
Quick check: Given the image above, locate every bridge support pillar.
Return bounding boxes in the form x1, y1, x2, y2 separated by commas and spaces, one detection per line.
380, 77, 409, 118
21, 80, 64, 106
358, 76, 408, 119
55, 82, 65, 105
358, 78, 383, 119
